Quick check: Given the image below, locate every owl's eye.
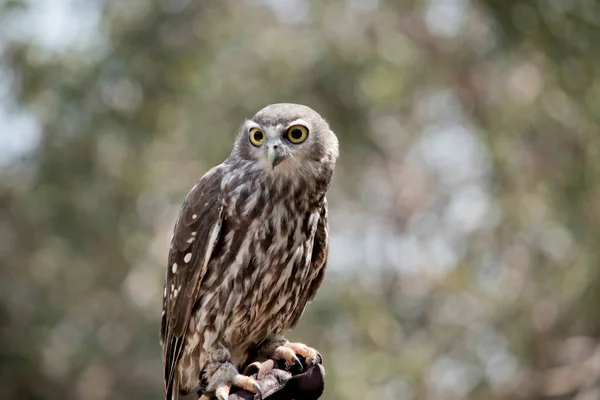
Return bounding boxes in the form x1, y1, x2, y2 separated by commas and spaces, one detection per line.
286, 125, 309, 144
249, 128, 266, 146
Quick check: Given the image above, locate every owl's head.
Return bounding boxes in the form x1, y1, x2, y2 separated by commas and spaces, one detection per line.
232, 103, 339, 178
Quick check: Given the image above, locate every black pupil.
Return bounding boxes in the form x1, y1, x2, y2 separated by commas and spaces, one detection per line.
253, 131, 263, 141
291, 129, 302, 139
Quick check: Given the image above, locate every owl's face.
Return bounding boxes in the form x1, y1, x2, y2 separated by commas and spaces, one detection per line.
233, 103, 339, 178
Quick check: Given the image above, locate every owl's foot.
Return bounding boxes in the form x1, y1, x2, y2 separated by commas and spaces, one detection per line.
279, 341, 322, 368
199, 361, 262, 400
255, 337, 322, 373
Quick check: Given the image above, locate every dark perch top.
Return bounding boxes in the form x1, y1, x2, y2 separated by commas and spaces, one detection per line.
181, 359, 325, 400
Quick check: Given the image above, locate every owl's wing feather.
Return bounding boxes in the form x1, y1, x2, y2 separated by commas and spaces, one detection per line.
289, 200, 329, 329
306, 200, 329, 303
161, 166, 226, 399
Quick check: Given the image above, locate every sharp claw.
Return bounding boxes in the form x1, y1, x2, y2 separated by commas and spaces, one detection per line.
308, 351, 323, 366
293, 355, 304, 371
252, 381, 263, 400
215, 385, 230, 400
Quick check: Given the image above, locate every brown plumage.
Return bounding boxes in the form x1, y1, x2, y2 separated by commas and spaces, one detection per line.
160, 104, 339, 399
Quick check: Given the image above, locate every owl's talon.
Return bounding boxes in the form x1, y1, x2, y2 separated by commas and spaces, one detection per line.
215, 385, 230, 400
251, 381, 263, 400
283, 341, 322, 367
232, 374, 261, 399
264, 340, 320, 372
273, 344, 302, 369
292, 354, 303, 371
202, 360, 262, 400
309, 351, 322, 366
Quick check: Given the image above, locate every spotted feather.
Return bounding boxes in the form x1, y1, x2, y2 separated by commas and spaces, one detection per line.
161, 165, 226, 399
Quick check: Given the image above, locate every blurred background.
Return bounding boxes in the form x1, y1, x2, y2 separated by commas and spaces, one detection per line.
1, 0, 599, 399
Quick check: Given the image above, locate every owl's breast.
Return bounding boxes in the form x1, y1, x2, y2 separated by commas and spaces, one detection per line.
232, 204, 321, 330
190, 198, 321, 356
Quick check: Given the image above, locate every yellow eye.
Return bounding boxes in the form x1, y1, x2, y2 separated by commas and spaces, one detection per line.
249, 127, 266, 146
286, 125, 309, 144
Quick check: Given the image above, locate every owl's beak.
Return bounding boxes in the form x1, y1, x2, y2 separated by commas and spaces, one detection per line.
267, 146, 284, 169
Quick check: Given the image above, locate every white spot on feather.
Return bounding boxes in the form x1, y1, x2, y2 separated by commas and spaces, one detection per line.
172, 263, 178, 273
192, 232, 196, 236
184, 253, 192, 263
192, 214, 198, 219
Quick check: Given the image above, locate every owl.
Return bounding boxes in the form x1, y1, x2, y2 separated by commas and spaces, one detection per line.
160, 103, 339, 400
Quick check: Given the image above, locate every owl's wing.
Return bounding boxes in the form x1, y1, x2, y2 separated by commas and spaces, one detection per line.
160, 166, 226, 399
289, 200, 330, 329
306, 200, 329, 302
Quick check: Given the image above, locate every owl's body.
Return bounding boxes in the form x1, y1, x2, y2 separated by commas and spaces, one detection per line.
160, 104, 338, 399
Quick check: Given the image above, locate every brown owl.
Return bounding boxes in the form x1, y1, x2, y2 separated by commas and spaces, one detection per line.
160, 104, 339, 400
